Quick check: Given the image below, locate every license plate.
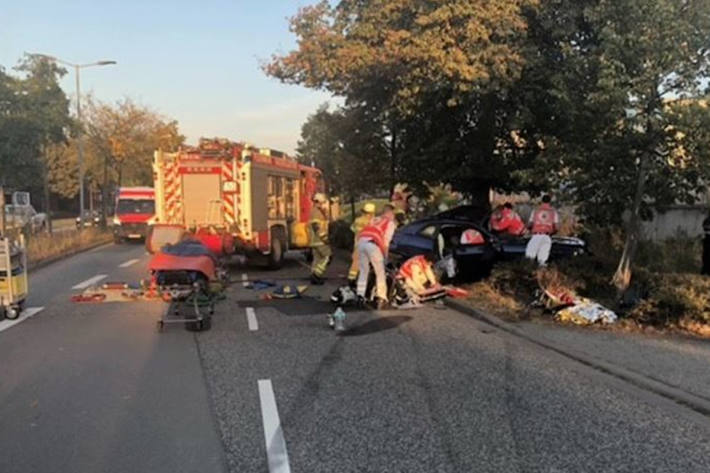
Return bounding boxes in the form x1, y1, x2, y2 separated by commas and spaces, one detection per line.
128, 234, 142, 239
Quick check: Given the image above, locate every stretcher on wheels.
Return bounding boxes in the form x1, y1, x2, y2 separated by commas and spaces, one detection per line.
149, 239, 221, 332
0, 236, 28, 321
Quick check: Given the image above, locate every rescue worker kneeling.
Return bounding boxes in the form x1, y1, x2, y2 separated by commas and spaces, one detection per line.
309, 193, 331, 285
490, 202, 525, 237
356, 204, 397, 310
397, 254, 439, 305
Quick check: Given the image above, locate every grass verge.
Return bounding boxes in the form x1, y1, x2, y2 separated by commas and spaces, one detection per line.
462, 230, 710, 338
25, 228, 112, 268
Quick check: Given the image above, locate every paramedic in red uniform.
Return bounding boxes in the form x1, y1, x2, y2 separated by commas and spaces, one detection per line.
490, 202, 526, 237
356, 204, 398, 310
525, 195, 560, 266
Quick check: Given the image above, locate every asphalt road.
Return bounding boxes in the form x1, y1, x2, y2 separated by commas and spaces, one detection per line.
2, 246, 710, 472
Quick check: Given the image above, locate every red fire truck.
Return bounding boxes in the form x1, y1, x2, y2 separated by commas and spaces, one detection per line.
151, 138, 324, 268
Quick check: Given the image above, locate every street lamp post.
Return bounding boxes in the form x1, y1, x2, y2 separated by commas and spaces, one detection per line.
30, 54, 116, 229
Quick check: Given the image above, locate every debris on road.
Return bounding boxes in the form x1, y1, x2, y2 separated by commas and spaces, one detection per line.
556, 299, 618, 325
245, 280, 277, 290
271, 285, 308, 299
331, 306, 346, 332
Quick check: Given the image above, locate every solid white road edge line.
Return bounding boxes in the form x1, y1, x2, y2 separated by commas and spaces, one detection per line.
119, 259, 139, 268
246, 307, 258, 331
258, 379, 292, 473
72, 274, 108, 290
242, 273, 249, 287
0, 307, 45, 333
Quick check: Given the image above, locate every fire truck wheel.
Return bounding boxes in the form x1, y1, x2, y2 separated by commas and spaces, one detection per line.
268, 231, 285, 270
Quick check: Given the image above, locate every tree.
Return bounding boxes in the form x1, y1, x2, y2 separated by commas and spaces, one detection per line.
297, 103, 389, 206
79, 97, 184, 223
0, 55, 71, 229
266, 0, 538, 203
517, 0, 710, 290
15, 55, 72, 230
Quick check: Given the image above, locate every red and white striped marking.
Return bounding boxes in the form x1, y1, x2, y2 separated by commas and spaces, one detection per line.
222, 159, 236, 225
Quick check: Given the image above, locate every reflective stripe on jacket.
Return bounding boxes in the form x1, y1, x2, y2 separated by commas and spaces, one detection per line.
309, 207, 329, 246
530, 204, 559, 235
358, 215, 395, 254
398, 255, 429, 280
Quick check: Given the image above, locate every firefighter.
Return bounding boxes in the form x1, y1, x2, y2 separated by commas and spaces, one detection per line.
525, 195, 560, 266
309, 193, 331, 285
347, 202, 376, 287
490, 202, 526, 237
356, 204, 398, 310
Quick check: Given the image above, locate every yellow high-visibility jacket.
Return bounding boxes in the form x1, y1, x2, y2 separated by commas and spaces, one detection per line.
350, 214, 373, 241
309, 207, 329, 246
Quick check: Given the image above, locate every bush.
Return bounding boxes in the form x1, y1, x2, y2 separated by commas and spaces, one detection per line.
329, 220, 354, 250
487, 260, 539, 302
629, 273, 710, 326
636, 236, 701, 274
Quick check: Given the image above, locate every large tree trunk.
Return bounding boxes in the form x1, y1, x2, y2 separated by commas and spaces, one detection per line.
613, 153, 649, 293
469, 180, 492, 213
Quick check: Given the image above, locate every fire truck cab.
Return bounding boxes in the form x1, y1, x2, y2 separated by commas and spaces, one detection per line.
152, 138, 325, 268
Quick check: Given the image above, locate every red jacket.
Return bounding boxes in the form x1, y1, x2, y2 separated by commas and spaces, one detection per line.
358, 215, 396, 254
491, 208, 525, 236
529, 203, 559, 235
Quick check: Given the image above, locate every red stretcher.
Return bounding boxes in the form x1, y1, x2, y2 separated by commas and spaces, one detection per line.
148, 239, 220, 332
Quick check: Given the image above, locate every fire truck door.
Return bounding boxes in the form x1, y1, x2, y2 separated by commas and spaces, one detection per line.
182, 173, 223, 226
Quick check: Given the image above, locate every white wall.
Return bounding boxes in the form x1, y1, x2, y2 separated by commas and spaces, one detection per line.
640, 206, 708, 241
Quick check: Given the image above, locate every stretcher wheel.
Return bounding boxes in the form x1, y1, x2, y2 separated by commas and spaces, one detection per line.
5, 306, 20, 320
185, 320, 202, 332
156, 321, 164, 332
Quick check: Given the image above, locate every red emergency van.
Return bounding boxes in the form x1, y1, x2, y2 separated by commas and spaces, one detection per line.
113, 187, 155, 243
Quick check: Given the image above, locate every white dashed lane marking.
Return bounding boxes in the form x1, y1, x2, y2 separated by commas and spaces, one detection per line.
119, 259, 139, 268
0, 307, 45, 333
258, 379, 291, 473
72, 274, 108, 290
246, 307, 258, 331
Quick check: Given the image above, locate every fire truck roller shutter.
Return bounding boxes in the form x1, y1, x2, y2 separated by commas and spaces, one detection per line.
182, 173, 223, 227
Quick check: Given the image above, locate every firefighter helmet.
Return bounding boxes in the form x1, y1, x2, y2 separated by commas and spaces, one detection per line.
363, 202, 376, 214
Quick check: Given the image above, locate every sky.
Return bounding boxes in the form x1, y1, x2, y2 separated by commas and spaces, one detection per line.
0, 0, 335, 154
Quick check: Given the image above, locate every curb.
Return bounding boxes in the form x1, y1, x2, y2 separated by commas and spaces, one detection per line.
445, 298, 710, 418
28, 237, 114, 273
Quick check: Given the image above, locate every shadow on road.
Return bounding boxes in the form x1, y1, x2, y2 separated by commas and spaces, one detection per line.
244, 298, 335, 316
342, 315, 413, 337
